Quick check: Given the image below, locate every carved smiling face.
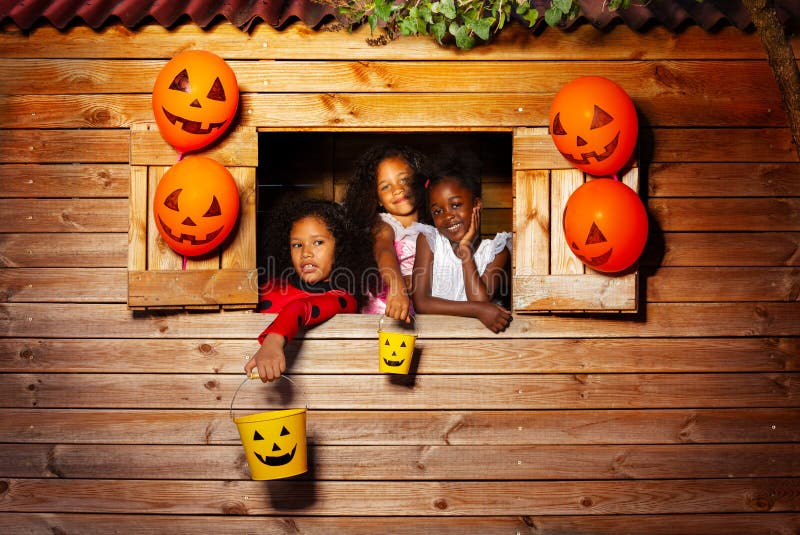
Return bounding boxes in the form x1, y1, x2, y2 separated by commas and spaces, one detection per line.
151, 50, 239, 153
236, 408, 308, 480
562, 178, 649, 274
153, 156, 239, 257
253, 425, 297, 467
378, 332, 416, 374
549, 76, 638, 177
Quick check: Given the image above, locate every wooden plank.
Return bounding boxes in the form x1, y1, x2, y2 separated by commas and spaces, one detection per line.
0, 23, 771, 60
128, 165, 147, 271
649, 198, 800, 231
2, 373, 796, 409
514, 274, 637, 311
129, 123, 258, 166
652, 128, 799, 163
646, 267, 800, 302
2, 303, 799, 338
550, 169, 586, 275
127, 270, 258, 307
0, 60, 780, 98
2, 337, 796, 374
651, 232, 800, 267
0, 66, 785, 129
1, 513, 798, 535
1, 408, 796, 445
0, 130, 129, 163
0, 268, 126, 303
512, 169, 549, 276
221, 167, 257, 270
0, 91, 787, 130
0, 199, 128, 232
3, 443, 797, 480
2, 478, 797, 515
0, 164, 129, 197
648, 163, 800, 197
0, 234, 127, 268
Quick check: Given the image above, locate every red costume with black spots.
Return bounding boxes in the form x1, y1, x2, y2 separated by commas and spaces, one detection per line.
257, 276, 357, 344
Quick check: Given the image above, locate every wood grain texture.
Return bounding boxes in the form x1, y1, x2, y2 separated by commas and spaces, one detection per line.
2, 443, 797, 480
0, 23, 772, 60
2, 337, 796, 374
2, 408, 797, 445
1, 513, 798, 535
2, 303, 798, 338
1, 372, 796, 409
1, 478, 797, 515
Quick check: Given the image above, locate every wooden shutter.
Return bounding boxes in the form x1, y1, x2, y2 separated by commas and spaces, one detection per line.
512, 127, 640, 313
127, 124, 259, 310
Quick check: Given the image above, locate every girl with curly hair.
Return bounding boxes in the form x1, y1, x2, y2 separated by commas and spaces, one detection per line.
343, 144, 429, 321
246, 199, 371, 381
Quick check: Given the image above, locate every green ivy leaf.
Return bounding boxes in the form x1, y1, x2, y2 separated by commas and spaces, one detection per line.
467, 17, 494, 41
544, 6, 564, 26
432, 19, 447, 42
367, 13, 378, 32
440, 0, 457, 19
553, 0, 573, 13
374, 0, 392, 20
516, 2, 529, 15
400, 15, 419, 35
523, 7, 539, 26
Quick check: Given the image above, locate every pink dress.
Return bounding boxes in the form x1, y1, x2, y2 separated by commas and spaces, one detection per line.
361, 213, 429, 314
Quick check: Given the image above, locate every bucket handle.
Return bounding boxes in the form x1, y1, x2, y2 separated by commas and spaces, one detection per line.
230, 374, 308, 422
378, 313, 417, 335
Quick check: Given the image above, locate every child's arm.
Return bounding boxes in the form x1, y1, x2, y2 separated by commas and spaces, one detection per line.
373, 220, 411, 321
455, 206, 509, 302
246, 290, 358, 381
411, 233, 512, 333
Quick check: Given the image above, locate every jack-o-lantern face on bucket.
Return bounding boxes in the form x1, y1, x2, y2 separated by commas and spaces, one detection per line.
234, 408, 308, 480
153, 156, 239, 257
382, 337, 409, 368
562, 178, 649, 274
253, 425, 297, 467
151, 50, 239, 153
549, 76, 638, 177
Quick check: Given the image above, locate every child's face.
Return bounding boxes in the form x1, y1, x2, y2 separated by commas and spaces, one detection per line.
429, 178, 480, 243
290, 216, 336, 284
376, 156, 416, 218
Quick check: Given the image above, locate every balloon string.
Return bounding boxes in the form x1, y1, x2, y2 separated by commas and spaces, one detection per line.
177, 152, 184, 161
612, 174, 620, 182
182, 255, 187, 270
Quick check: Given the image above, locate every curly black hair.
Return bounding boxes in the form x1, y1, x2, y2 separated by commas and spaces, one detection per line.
260, 198, 372, 301
419, 146, 483, 225
342, 143, 428, 234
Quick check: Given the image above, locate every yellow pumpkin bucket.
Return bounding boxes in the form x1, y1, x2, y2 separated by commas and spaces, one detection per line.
230, 374, 308, 480
378, 314, 417, 374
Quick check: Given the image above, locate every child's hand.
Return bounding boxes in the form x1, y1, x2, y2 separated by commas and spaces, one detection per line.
244, 333, 286, 382
457, 206, 481, 258
385, 287, 411, 322
475, 302, 512, 333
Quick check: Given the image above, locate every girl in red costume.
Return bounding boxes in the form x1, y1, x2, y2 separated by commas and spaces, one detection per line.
245, 199, 370, 382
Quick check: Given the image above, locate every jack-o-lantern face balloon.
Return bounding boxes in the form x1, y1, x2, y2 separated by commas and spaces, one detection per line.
153, 156, 239, 257
152, 50, 239, 153
562, 178, 648, 273
549, 76, 638, 177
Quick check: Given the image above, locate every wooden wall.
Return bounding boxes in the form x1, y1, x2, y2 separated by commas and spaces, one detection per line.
1, 19, 799, 533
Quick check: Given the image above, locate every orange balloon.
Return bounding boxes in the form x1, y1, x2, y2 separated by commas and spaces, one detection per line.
562, 178, 648, 273
153, 156, 240, 257
549, 76, 638, 177
152, 50, 239, 153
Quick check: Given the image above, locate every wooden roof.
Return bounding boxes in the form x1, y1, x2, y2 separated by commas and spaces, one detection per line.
2, 0, 799, 32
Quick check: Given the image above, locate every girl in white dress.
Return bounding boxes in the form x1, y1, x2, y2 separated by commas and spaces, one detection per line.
412, 153, 512, 333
